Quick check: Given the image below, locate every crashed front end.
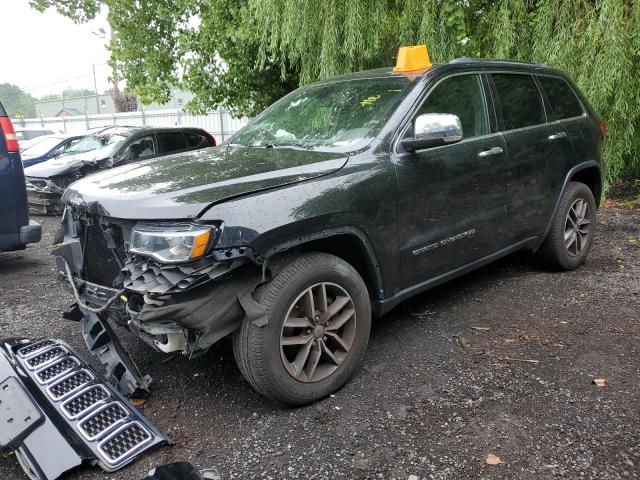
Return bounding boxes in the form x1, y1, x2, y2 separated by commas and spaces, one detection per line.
24, 176, 66, 215
53, 204, 265, 373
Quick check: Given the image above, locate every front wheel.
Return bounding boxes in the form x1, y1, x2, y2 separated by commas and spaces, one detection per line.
536, 181, 597, 270
233, 252, 371, 406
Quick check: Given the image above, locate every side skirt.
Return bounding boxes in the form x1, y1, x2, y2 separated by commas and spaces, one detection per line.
373, 236, 539, 316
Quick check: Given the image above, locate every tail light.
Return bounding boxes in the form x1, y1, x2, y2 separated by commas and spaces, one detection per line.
598, 121, 606, 141
0, 116, 19, 152
204, 132, 217, 146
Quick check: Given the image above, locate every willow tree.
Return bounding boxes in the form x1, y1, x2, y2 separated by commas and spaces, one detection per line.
33, 0, 639, 179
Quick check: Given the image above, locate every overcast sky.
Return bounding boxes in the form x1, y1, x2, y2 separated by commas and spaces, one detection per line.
3, 2, 112, 98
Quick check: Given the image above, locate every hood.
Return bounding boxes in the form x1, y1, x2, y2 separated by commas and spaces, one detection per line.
23, 150, 110, 178
63, 145, 348, 219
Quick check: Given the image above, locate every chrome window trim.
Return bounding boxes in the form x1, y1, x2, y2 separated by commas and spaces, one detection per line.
535, 73, 588, 120
393, 69, 590, 156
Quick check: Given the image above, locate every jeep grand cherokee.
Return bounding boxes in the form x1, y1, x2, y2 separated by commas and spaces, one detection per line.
53, 51, 603, 406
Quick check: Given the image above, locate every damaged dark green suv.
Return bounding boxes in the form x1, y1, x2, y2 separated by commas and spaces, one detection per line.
54, 58, 604, 405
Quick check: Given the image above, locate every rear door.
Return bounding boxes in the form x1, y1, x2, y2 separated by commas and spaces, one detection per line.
156, 131, 189, 155
536, 75, 590, 166
394, 73, 509, 288
0, 103, 28, 249
489, 72, 574, 241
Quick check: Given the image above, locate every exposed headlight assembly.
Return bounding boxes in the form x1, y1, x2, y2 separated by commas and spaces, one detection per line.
129, 224, 218, 263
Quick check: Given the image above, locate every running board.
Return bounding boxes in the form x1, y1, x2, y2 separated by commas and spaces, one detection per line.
0, 338, 171, 480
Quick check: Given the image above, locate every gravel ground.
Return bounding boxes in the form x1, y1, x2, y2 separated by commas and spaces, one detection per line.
0, 203, 638, 480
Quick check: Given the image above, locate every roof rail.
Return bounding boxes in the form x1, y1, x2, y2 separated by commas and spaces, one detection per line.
448, 57, 548, 68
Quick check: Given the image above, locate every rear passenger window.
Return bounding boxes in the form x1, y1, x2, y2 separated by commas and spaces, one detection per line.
538, 76, 584, 120
157, 132, 187, 153
491, 74, 545, 130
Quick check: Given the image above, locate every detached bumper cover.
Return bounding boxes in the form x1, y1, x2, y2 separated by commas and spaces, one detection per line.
0, 338, 171, 480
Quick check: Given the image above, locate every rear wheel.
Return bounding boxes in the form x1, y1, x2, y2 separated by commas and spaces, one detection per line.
233, 252, 371, 406
536, 181, 596, 270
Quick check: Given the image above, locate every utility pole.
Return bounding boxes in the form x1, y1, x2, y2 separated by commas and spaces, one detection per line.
93, 63, 100, 114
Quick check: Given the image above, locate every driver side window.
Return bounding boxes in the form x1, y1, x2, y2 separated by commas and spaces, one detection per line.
118, 135, 156, 163
413, 74, 489, 139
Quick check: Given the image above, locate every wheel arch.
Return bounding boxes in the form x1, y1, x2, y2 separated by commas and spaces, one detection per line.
261, 227, 385, 301
569, 164, 603, 208
537, 160, 603, 250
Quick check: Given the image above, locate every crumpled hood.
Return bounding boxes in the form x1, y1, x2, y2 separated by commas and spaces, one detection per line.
63, 145, 348, 219
23, 150, 110, 178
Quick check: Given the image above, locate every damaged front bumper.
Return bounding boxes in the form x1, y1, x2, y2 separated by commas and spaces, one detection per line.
53, 210, 266, 358
0, 338, 171, 480
25, 177, 65, 215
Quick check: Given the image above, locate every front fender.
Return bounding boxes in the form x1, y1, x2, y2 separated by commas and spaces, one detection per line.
201, 155, 399, 297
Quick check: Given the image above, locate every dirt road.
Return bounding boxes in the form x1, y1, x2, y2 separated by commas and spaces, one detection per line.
0, 203, 638, 479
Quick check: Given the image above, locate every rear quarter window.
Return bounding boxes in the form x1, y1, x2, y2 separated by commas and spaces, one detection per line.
185, 132, 208, 147
538, 76, 584, 120
491, 74, 546, 130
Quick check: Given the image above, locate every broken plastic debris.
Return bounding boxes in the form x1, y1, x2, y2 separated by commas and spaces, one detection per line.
592, 378, 606, 387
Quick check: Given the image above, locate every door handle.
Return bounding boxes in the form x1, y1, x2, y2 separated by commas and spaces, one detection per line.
478, 147, 503, 158
548, 131, 567, 141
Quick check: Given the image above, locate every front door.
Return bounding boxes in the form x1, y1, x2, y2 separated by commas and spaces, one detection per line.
394, 73, 509, 289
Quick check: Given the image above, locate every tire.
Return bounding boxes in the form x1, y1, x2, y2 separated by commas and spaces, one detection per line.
536, 181, 597, 270
233, 252, 371, 406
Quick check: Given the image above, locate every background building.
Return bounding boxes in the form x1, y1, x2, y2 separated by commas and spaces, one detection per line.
34, 89, 194, 117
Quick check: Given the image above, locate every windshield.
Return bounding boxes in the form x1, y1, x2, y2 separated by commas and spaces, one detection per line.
21, 136, 65, 157
231, 76, 414, 152
20, 136, 49, 153
64, 131, 127, 157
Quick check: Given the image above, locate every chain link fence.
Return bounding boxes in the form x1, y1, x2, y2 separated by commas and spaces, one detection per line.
12, 108, 248, 143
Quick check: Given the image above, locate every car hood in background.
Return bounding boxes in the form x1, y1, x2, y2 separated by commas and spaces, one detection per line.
23, 150, 111, 178
63, 145, 348, 219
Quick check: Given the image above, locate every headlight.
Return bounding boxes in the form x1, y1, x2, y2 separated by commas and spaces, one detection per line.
129, 224, 216, 263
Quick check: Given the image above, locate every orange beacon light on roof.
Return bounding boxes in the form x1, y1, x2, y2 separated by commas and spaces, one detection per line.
393, 45, 432, 73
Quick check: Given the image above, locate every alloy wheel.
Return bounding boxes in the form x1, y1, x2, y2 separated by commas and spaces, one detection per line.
280, 282, 356, 383
564, 198, 591, 256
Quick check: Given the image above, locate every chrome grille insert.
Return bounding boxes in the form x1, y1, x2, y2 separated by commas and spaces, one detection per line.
10, 339, 168, 473
46, 369, 93, 400
35, 357, 81, 384
78, 402, 129, 441
98, 422, 152, 464
17, 340, 56, 358
61, 385, 110, 419
25, 346, 68, 370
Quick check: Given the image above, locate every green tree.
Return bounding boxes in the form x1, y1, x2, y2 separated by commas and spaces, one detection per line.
62, 87, 96, 98
31, 0, 640, 179
0, 83, 37, 118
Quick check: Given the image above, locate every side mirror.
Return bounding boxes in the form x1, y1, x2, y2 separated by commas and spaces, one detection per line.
401, 113, 463, 152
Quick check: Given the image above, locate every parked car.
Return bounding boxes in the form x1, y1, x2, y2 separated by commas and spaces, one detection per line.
14, 127, 55, 141
20, 133, 84, 168
0, 101, 41, 251
24, 125, 216, 214
53, 50, 603, 406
